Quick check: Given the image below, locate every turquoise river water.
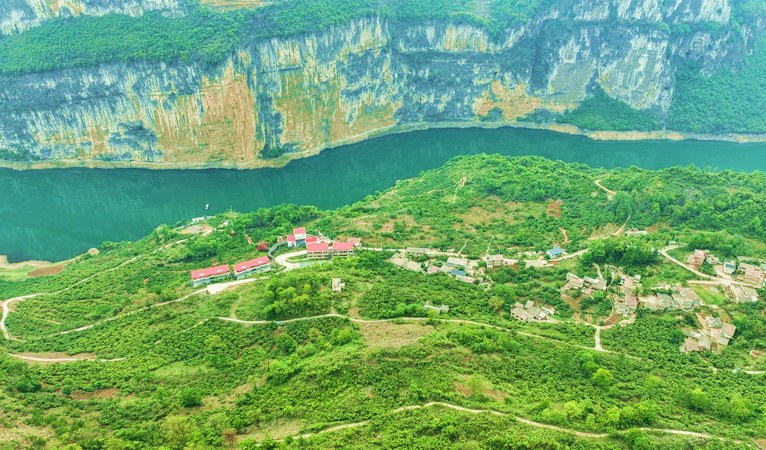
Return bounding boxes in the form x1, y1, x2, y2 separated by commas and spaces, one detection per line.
3, 127, 766, 262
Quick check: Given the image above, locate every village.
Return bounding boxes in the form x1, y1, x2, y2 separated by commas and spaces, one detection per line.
187, 221, 764, 355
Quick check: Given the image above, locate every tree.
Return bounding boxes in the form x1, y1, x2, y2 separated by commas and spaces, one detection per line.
592, 368, 614, 387
180, 387, 202, 408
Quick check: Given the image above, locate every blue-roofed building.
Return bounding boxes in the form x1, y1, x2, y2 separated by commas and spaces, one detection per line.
450, 269, 467, 277
547, 247, 564, 259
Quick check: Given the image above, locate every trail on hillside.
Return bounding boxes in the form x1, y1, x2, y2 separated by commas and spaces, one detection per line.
273, 401, 744, 445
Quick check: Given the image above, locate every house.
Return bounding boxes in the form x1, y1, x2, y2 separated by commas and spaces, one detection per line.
511, 305, 534, 322
404, 261, 423, 272
547, 247, 564, 259
620, 274, 641, 290
305, 235, 319, 244
450, 269, 467, 277
256, 241, 269, 251
682, 337, 700, 352
190, 265, 231, 287
625, 228, 648, 238
233, 256, 271, 279
424, 301, 449, 314
406, 247, 428, 257
286, 234, 297, 248
705, 254, 721, 265
293, 227, 307, 245
673, 288, 701, 310
527, 306, 547, 320
389, 254, 408, 267
723, 259, 737, 275
306, 242, 330, 259
697, 334, 712, 351
455, 275, 476, 284
643, 296, 660, 311
427, 265, 440, 274
483, 254, 505, 269
720, 323, 737, 344
584, 276, 607, 291
738, 263, 764, 285
566, 273, 585, 290
332, 278, 345, 292
331, 241, 355, 257
446, 257, 468, 269
625, 294, 638, 310
615, 301, 632, 316
525, 260, 549, 269
658, 293, 677, 310
692, 249, 708, 267
727, 285, 759, 303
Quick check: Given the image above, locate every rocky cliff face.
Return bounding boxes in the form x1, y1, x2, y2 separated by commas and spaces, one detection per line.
0, 0, 759, 168
0, 0, 179, 35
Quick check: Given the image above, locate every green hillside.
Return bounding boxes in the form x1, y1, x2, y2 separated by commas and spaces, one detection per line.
2, 154, 766, 448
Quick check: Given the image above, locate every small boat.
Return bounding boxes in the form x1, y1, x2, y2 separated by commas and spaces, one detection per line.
205, 203, 209, 210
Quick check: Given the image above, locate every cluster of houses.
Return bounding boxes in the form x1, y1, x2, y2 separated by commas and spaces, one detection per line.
563, 272, 607, 295
190, 255, 272, 287
389, 249, 485, 284
615, 274, 641, 316
682, 314, 737, 353
511, 300, 555, 322
691, 250, 765, 286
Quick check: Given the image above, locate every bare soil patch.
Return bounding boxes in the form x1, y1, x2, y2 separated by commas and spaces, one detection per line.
181, 224, 214, 235
546, 200, 562, 219
359, 322, 433, 348
29, 263, 68, 277
70, 388, 119, 400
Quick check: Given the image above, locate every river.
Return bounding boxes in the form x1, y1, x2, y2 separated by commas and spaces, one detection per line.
3, 127, 766, 262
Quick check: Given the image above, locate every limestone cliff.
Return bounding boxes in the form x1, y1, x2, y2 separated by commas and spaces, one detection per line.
0, 0, 761, 168
0, 0, 179, 35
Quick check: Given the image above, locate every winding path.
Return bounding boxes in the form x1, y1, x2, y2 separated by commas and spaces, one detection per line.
594, 179, 616, 199
1, 294, 46, 340
276, 401, 744, 445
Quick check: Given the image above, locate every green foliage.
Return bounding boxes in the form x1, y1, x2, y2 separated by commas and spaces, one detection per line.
668, 37, 766, 133
558, 92, 662, 132
583, 238, 658, 267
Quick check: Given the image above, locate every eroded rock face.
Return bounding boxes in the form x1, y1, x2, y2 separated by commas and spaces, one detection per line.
0, 0, 180, 35
0, 0, 758, 168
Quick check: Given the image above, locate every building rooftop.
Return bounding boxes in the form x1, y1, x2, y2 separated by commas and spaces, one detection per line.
331, 241, 355, 252
191, 265, 230, 280
233, 256, 270, 273
307, 242, 329, 252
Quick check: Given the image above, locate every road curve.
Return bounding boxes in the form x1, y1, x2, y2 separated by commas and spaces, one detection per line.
1, 294, 47, 340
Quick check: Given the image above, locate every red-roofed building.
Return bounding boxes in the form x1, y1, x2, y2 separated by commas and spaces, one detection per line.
286, 234, 297, 248
306, 242, 330, 259
305, 235, 318, 244
331, 241, 355, 257
190, 265, 231, 287
233, 256, 272, 279
256, 241, 269, 251
293, 227, 307, 244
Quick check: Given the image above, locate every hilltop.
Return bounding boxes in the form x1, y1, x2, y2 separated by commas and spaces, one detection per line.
2, 154, 766, 448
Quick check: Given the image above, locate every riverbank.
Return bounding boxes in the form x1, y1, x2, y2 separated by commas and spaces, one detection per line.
3, 122, 766, 171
